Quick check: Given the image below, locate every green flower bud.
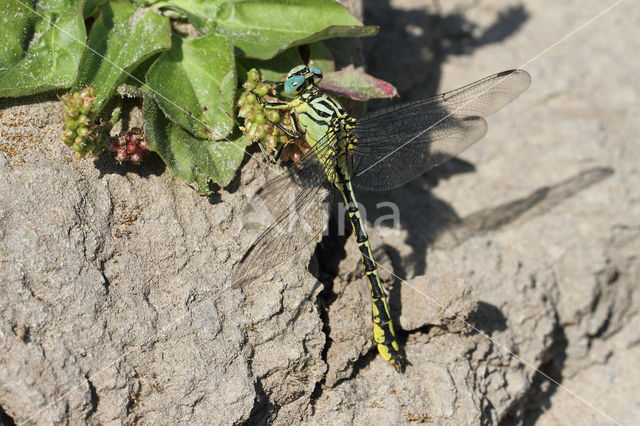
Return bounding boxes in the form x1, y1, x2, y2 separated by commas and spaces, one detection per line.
65, 118, 79, 130
266, 110, 280, 122
247, 68, 261, 82
255, 83, 269, 97
265, 134, 277, 149
247, 122, 258, 140
238, 104, 252, 118
245, 109, 258, 122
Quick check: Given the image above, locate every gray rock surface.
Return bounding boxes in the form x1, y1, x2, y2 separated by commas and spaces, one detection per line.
1, 0, 639, 424
0, 99, 326, 424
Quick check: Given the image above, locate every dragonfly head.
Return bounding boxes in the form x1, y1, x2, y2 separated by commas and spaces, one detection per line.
284, 65, 323, 95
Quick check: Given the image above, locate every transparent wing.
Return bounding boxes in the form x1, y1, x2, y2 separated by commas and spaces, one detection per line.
352, 69, 531, 191
232, 133, 341, 289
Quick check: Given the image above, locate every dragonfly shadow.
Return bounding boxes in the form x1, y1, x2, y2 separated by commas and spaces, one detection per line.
357, 160, 475, 277
432, 166, 614, 251
359, 166, 614, 278
363, 0, 529, 103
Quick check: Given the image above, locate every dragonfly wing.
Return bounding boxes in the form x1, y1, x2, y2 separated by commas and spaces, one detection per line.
352, 69, 530, 191
353, 116, 488, 191
232, 134, 339, 289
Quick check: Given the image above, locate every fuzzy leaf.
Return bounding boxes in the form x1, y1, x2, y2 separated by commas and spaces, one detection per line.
144, 95, 249, 194
146, 33, 236, 140
320, 67, 398, 101
0, 0, 85, 97
73, 2, 171, 112
153, 0, 377, 59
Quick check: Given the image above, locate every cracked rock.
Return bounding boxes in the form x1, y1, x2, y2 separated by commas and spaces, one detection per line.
2, 0, 640, 423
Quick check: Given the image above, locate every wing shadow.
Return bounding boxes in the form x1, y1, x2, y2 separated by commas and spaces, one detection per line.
358, 166, 614, 277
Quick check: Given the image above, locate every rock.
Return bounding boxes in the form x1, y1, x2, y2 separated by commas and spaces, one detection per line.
2, 0, 640, 423
0, 99, 321, 423
313, 228, 556, 423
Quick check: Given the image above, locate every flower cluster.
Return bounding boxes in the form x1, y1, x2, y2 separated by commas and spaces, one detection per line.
237, 69, 309, 162
109, 127, 148, 164
60, 88, 109, 158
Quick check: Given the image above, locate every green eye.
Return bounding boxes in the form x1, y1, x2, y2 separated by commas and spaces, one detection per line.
284, 75, 305, 95
309, 66, 322, 77
309, 66, 323, 84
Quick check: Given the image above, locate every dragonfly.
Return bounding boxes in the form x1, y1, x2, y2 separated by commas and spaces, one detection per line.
232, 65, 531, 372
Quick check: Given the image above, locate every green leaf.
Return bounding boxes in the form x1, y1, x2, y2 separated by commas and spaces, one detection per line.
307, 42, 335, 73
130, 0, 159, 5
0, 0, 34, 68
320, 67, 398, 101
0, 0, 86, 97
237, 47, 303, 83
83, 0, 108, 18
154, 0, 378, 59
146, 33, 236, 140
144, 94, 249, 194
73, 2, 171, 112
121, 52, 162, 89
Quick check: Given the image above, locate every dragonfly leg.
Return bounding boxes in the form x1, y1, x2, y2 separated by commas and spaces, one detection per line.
257, 140, 287, 164
257, 141, 276, 163
265, 116, 301, 139
272, 143, 286, 163
250, 88, 303, 138
250, 90, 289, 109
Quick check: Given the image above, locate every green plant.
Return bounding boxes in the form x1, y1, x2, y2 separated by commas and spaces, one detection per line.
1, 0, 397, 194
60, 87, 111, 157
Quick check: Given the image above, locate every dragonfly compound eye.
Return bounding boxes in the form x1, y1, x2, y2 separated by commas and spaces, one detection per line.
309, 66, 323, 84
285, 75, 305, 95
